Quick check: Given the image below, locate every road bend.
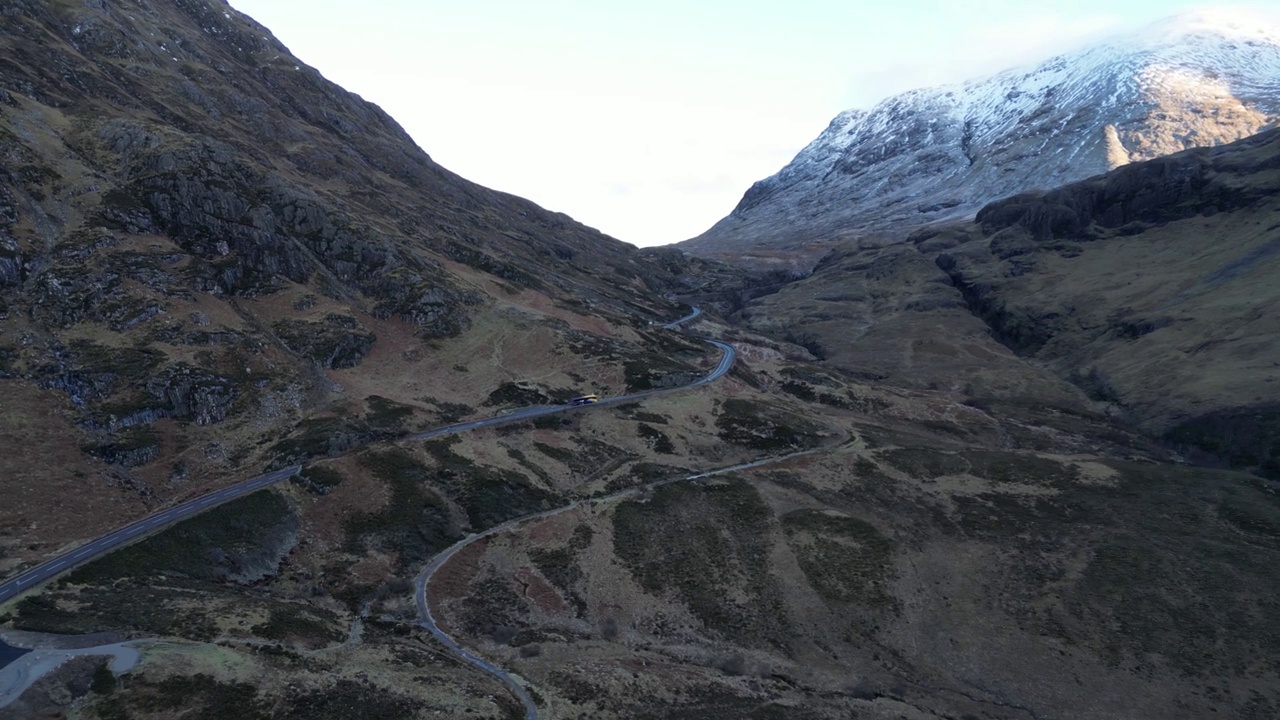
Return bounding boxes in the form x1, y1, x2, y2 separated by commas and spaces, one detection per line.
414, 444, 836, 720
0, 306, 732, 715
0, 306, 726, 606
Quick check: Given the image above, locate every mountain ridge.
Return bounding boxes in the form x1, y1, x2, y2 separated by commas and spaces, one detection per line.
679, 9, 1280, 269
727, 124, 1280, 479
0, 0, 729, 575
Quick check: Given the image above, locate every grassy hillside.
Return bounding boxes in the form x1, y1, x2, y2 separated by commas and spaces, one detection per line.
735, 128, 1280, 478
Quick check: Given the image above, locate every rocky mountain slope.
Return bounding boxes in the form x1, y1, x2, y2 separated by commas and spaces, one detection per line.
1, 3, 1277, 720
734, 126, 1280, 479
0, 0, 728, 571
681, 10, 1280, 270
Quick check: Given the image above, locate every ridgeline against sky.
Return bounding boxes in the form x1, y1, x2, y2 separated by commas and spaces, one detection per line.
227, 1, 1280, 246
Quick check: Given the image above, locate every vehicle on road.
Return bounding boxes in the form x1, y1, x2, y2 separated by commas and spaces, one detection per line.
568, 394, 599, 406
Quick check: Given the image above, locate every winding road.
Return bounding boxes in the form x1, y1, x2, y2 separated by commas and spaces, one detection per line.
414, 445, 832, 720
0, 305, 736, 716
0, 306, 727, 606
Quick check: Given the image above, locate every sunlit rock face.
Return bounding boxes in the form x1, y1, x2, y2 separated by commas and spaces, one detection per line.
680, 10, 1280, 270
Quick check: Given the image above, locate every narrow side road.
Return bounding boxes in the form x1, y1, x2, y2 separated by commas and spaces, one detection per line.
0, 306, 732, 713
414, 445, 836, 720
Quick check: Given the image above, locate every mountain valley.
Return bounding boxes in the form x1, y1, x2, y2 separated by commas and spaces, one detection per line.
730, 127, 1280, 480
0, 3, 1278, 720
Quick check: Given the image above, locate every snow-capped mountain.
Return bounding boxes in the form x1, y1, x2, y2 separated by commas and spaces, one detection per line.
679, 10, 1280, 268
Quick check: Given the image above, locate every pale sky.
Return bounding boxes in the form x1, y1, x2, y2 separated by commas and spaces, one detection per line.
228, 1, 1271, 247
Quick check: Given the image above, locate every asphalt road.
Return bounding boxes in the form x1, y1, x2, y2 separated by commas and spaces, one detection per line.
0, 465, 300, 607
663, 306, 701, 329
0, 306, 729, 607
413, 445, 833, 720
0, 305, 732, 713
415, 535, 540, 720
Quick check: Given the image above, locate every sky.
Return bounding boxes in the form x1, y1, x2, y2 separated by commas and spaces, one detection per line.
228, 1, 1272, 247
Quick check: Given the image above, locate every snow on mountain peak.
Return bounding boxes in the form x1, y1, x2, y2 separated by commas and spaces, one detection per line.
679, 9, 1280, 269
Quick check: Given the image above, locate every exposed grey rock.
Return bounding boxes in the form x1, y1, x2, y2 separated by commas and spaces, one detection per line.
38, 342, 156, 407
646, 371, 702, 389
0, 236, 23, 286
28, 265, 167, 330
273, 314, 377, 369
0, 189, 22, 287
90, 440, 161, 468
974, 129, 1280, 240
144, 362, 237, 425
222, 511, 298, 585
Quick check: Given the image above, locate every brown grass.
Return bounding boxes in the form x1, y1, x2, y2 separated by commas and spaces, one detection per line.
0, 382, 141, 570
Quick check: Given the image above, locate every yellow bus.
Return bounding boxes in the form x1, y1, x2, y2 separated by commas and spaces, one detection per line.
568, 394, 599, 406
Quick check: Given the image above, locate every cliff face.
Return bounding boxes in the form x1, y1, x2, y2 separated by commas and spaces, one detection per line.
679, 11, 1280, 270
